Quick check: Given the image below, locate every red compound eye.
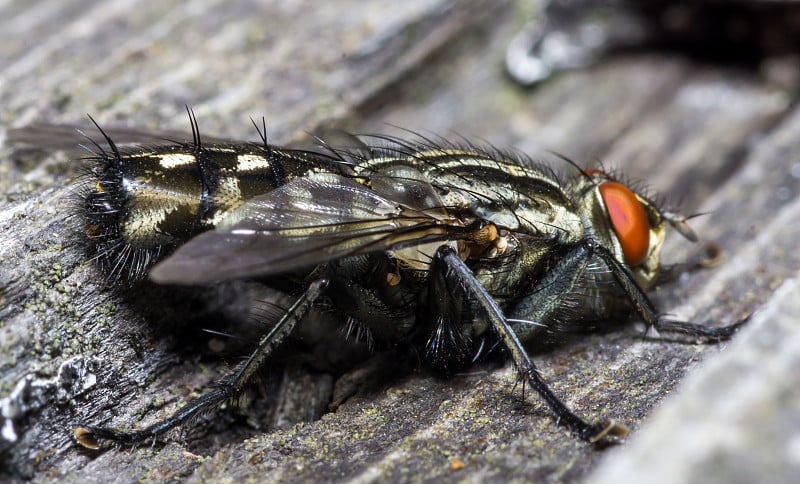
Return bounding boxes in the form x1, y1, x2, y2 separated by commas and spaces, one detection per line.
599, 181, 650, 266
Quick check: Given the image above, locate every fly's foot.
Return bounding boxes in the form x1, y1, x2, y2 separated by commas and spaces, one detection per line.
586, 419, 629, 443
654, 311, 750, 343
72, 421, 161, 449
73, 426, 101, 450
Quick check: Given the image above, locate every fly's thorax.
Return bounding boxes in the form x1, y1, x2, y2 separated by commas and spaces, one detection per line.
436, 158, 583, 239
359, 150, 585, 241
80, 142, 311, 280
471, 232, 556, 300
467, 232, 571, 343
569, 171, 667, 289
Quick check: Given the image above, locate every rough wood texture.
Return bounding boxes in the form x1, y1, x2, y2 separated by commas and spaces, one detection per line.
1, 1, 799, 482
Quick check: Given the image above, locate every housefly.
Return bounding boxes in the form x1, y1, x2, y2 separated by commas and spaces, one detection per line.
20, 109, 741, 448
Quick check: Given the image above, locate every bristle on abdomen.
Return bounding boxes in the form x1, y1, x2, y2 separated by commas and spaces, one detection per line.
75, 112, 317, 282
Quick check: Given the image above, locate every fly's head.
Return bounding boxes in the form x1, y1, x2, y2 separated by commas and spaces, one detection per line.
571, 170, 698, 289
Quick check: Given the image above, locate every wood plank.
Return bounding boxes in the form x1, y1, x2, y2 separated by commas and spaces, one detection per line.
1, 1, 798, 482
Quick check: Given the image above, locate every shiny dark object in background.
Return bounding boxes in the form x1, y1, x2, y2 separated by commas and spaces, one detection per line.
507, 0, 800, 85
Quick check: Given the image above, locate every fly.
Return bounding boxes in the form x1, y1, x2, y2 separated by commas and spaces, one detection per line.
54, 109, 742, 449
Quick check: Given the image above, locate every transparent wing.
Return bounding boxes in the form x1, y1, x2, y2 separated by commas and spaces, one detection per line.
149, 175, 475, 285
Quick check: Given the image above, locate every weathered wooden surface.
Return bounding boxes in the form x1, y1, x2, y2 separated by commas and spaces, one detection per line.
1, 1, 799, 483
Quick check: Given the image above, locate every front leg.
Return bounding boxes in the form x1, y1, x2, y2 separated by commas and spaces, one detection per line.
592, 241, 745, 341
511, 239, 744, 342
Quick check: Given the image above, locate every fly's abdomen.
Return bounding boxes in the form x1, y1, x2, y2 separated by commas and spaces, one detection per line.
81, 142, 315, 281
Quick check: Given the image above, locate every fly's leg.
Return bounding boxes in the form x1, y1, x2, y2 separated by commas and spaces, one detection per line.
502, 239, 743, 441
594, 243, 746, 341
73, 279, 329, 449
436, 246, 628, 443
